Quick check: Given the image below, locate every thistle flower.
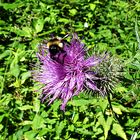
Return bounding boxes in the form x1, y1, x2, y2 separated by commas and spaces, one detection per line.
33, 33, 120, 111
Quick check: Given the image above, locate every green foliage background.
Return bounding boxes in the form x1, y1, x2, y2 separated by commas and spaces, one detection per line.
0, 0, 140, 139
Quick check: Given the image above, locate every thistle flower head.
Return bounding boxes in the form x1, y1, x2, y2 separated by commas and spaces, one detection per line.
33, 33, 120, 111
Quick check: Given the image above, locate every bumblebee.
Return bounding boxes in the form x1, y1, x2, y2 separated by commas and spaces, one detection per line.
46, 38, 65, 56
45, 34, 70, 62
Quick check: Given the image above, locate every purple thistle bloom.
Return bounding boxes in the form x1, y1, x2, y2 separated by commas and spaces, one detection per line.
34, 34, 109, 111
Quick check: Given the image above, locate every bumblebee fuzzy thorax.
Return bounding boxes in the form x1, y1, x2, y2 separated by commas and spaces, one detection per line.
46, 39, 63, 49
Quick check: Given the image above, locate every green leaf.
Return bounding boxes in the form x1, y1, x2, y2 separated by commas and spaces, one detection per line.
58, 18, 70, 24
132, 61, 140, 70
22, 27, 32, 37
98, 113, 113, 140
83, 117, 89, 124
0, 94, 12, 106
24, 130, 37, 140
12, 79, 20, 88
73, 113, 79, 123
69, 9, 77, 16
89, 31, 95, 38
112, 107, 122, 115
112, 123, 128, 140
21, 71, 31, 84
112, 103, 129, 113
32, 114, 45, 130
18, 105, 33, 110
98, 43, 108, 51
19, 121, 32, 126
0, 76, 4, 94
51, 100, 61, 112
69, 99, 97, 106
68, 125, 74, 132
11, 26, 32, 38
105, 116, 113, 139
10, 64, 20, 78
99, 98, 108, 112
38, 128, 49, 136
30, 39, 41, 50
86, 12, 92, 18
33, 18, 44, 33
134, 102, 140, 109
0, 114, 4, 123
0, 50, 11, 60
33, 98, 40, 113
76, 128, 93, 135
56, 120, 66, 136
129, 108, 140, 114
46, 118, 57, 124
0, 124, 3, 131
14, 129, 24, 140
134, 51, 140, 60
0, 20, 5, 25
115, 86, 128, 93
124, 71, 133, 80
89, 3, 96, 11
0, 3, 24, 10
